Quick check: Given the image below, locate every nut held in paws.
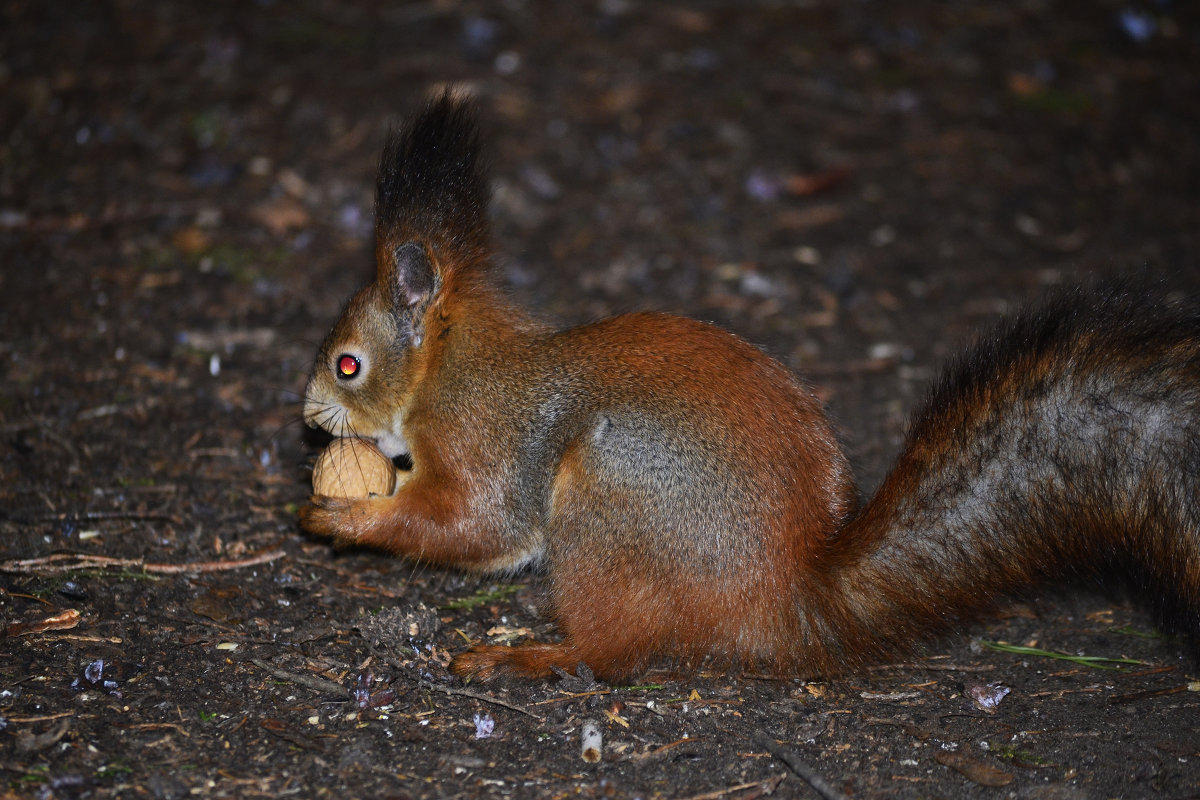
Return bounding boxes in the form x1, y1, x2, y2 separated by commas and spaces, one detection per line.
312, 438, 397, 497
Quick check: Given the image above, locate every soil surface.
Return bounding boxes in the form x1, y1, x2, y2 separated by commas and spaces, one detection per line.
3, 2, 1200, 798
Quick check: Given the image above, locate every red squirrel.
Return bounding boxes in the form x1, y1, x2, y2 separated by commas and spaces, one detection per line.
301, 92, 1200, 681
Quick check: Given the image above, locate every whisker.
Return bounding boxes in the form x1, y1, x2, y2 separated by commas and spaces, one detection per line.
311, 404, 340, 432
265, 416, 309, 448
276, 387, 308, 406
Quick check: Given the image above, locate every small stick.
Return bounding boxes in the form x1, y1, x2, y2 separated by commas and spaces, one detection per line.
869, 661, 997, 673
678, 775, 786, 800
631, 737, 699, 762
0, 549, 286, 575
7, 510, 183, 526
250, 659, 347, 697
0, 416, 52, 435
753, 732, 849, 800
5, 201, 212, 233
122, 722, 192, 738
419, 680, 545, 722
531, 689, 612, 705
144, 550, 287, 574
4, 712, 75, 724
1108, 685, 1187, 705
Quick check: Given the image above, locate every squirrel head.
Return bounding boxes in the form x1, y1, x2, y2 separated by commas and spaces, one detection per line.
303, 242, 439, 458
304, 91, 494, 459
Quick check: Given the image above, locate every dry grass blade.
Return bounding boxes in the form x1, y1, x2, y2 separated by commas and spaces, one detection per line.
980, 641, 1143, 670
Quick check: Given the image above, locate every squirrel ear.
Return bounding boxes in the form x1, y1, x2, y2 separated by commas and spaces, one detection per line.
382, 242, 436, 310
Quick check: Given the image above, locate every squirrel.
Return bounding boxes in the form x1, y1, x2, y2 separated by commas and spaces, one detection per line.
301, 91, 1200, 681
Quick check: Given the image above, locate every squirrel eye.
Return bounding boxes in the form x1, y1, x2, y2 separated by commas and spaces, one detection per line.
336, 354, 361, 380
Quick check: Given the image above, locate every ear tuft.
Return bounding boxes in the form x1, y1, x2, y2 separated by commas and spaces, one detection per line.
375, 91, 492, 274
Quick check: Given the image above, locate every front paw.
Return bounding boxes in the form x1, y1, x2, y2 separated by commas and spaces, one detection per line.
299, 494, 378, 544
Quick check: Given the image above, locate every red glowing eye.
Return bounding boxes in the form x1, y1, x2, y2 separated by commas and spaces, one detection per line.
336, 354, 361, 379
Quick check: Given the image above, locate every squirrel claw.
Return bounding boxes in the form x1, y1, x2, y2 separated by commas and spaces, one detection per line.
299, 494, 372, 543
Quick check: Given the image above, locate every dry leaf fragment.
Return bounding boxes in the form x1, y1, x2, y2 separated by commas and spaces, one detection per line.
774, 203, 846, 230
6, 608, 81, 637
934, 749, 1014, 787
15, 720, 71, 754
604, 708, 630, 728
785, 166, 851, 196
250, 195, 310, 235
191, 588, 239, 623
171, 225, 210, 254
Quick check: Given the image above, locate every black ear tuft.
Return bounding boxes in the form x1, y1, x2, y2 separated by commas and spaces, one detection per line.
390, 242, 435, 309
375, 90, 492, 273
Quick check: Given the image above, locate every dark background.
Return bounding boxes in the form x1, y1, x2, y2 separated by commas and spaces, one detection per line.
2, 2, 1198, 797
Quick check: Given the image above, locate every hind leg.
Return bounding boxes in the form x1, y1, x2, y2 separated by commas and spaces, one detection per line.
449, 611, 665, 682
452, 549, 719, 681
451, 640, 587, 680
449, 569, 666, 682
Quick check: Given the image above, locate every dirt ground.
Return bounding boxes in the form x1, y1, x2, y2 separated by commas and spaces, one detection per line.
3, 1, 1200, 798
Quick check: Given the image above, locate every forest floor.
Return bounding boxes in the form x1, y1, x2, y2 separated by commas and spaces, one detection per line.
2, 1, 1199, 798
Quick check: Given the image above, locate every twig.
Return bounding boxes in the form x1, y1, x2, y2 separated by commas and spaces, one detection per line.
4, 712, 75, 724
862, 716, 933, 740
1108, 685, 1187, 705
6, 510, 183, 526
1, 590, 52, 606
678, 775, 786, 800
631, 737, 700, 763
754, 732, 849, 800
419, 680, 545, 722
250, 659, 347, 697
869, 661, 997, 673
43, 634, 124, 644
144, 550, 287, 574
531, 689, 612, 705
4, 201, 212, 233
0, 549, 286, 575
121, 722, 192, 738
0, 416, 52, 435
76, 397, 163, 421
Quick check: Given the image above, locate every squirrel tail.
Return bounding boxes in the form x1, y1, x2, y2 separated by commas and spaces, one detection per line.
806, 285, 1200, 670
374, 90, 492, 275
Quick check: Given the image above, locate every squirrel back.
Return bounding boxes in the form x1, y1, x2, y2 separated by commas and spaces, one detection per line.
302, 93, 1200, 680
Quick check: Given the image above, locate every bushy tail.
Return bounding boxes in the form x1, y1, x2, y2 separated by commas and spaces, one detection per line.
812, 285, 1200, 669
374, 90, 492, 274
